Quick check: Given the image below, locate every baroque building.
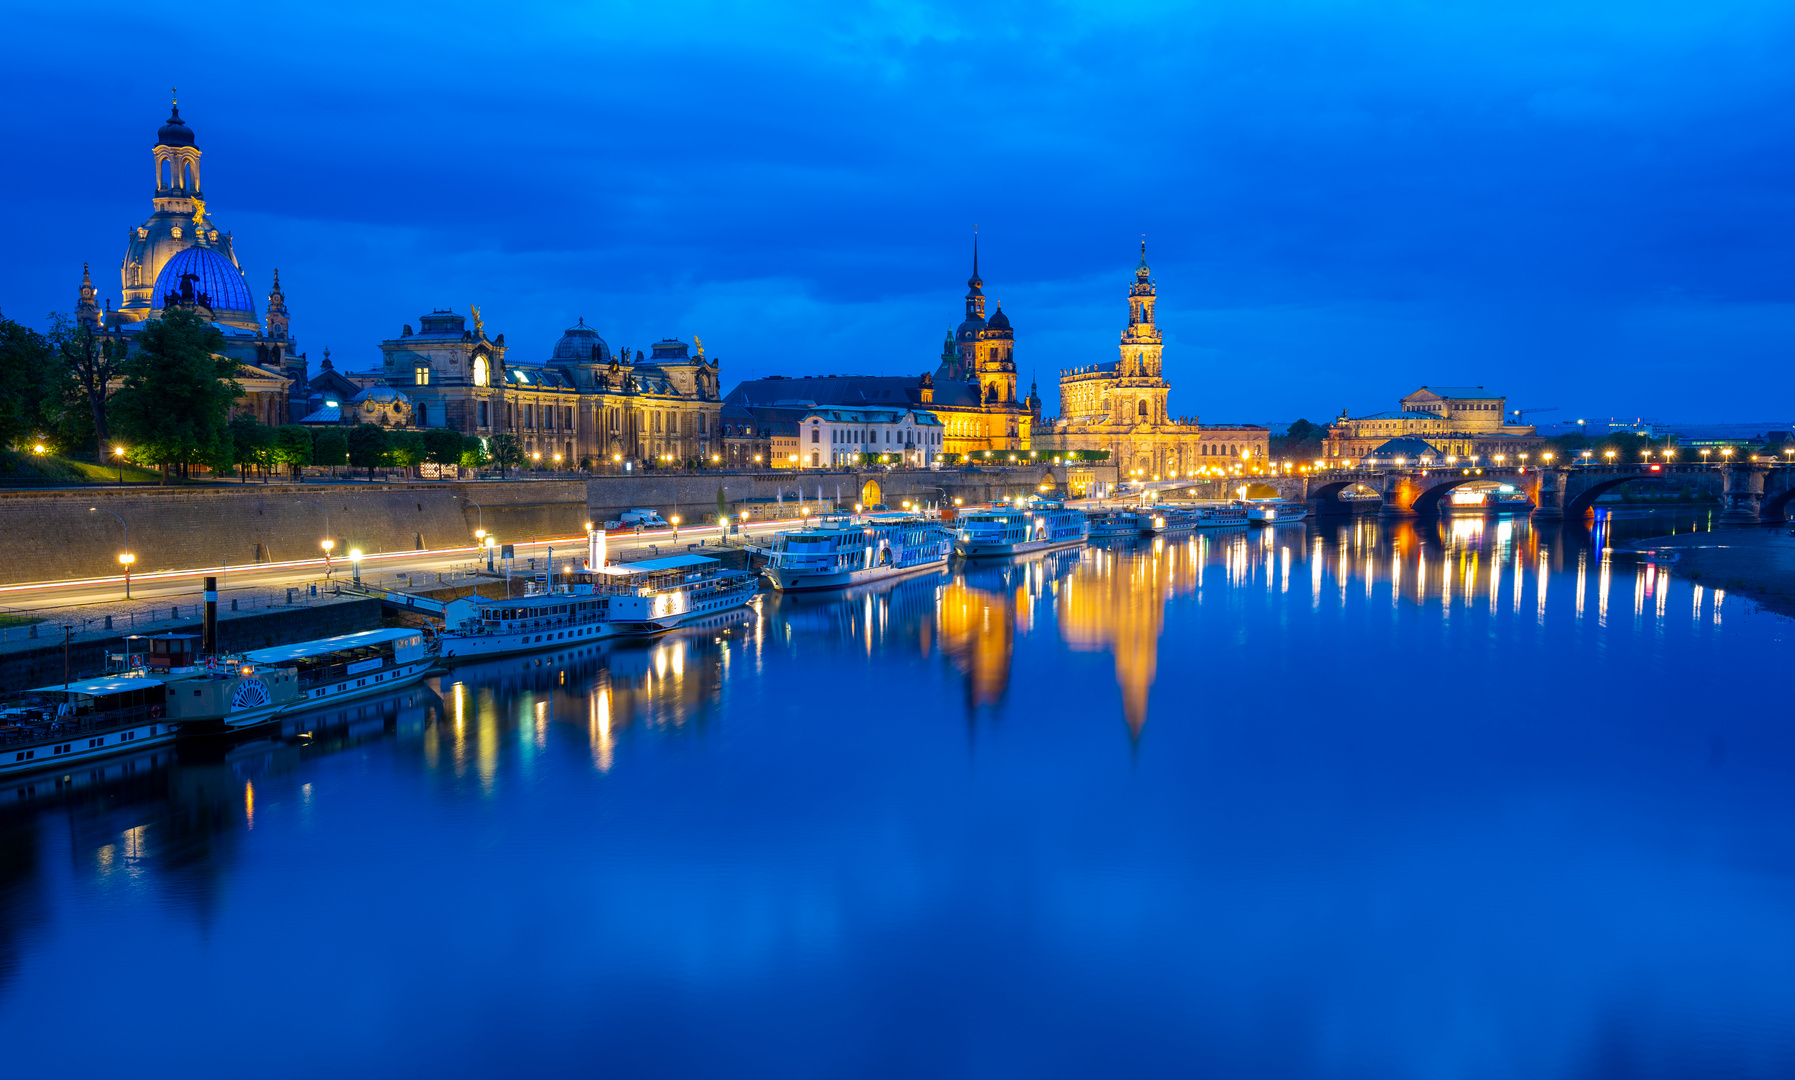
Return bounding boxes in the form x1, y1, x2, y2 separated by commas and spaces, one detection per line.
381, 312, 723, 467
1031, 244, 1268, 477
721, 241, 1037, 466
1322, 387, 1542, 462
82, 99, 304, 423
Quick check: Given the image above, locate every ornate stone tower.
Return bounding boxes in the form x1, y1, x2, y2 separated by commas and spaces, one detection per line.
76, 263, 100, 329
266, 269, 290, 339
1119, 241, 1161, 378
116, 97, 244, 326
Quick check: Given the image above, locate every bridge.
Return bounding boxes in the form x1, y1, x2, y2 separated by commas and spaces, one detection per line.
1126, 462, 1795, 523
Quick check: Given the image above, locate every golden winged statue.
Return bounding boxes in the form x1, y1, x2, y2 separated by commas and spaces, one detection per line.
471, 304, 484, 336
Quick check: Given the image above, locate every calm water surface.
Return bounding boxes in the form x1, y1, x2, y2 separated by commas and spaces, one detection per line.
5, 509, 1795, 1078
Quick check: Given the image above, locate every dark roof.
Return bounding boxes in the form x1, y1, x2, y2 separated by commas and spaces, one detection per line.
552, 318, 610, 363
725, 375, 923, 408
157, 105, 195, 148
1369, 437, 1440, 457
1408, 386, 1496, 400
986, 307, 1011, 330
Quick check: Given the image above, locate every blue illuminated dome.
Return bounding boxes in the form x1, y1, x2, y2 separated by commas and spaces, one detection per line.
153, 246, 256, 316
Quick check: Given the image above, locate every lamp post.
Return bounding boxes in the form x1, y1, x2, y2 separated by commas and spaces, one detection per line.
87, 507, 132, 598
671, 514, 680, 541
297, 499, 332, 570
349, 548, 363, 585
113, 445, 127, 485
485, 536, 496, 572
454, 495, 484, 539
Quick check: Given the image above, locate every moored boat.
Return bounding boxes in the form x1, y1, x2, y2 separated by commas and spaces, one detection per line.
436, 554, 759, 661
764, 513, 953, 591
953, 501, 1090, 558
1243, 498, 1308, 525
1086, 509, 1147, 538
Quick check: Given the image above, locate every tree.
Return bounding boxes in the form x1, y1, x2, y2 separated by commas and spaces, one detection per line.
227, 414, 276, 481
458, 435, 490, 471
49, 313, 126, 463
314, 428, 349, 478
0, 313, 58, 453
1270, 418, 1328, 462
109, 308, 237, 482
348, 423, 391, 480
389, 430, 427, 478
273, 424, 314, 480
488, 433, 523, 477
423, 428, 463, 477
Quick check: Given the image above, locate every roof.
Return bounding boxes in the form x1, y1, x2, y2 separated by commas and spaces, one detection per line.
598, 554, 719, 576
30, 676, 168, 696
298, 405, 344, 424
726, 375, 923, 408
1354, 410, 1437, 421
1408, 386, 1498, 400
242, 628, 425, 664
1369, 436, 1441, 456
154, 246, 255, 315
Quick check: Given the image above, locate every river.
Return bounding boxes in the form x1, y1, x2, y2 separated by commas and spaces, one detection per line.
3, 508, 1793, 1078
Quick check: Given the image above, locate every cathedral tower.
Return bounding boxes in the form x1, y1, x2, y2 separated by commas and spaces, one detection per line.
1119, 241, 1161, 378
76, 263, 100, 329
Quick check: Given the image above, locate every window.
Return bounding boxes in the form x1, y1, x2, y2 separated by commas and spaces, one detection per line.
414, 365, 430, 385
524, 405, 534, 429
565, 407, 574, 431
472, 355, 489, 386
417, 403, 428, 427
478, 402, 489, 427
811, 429, 820, 443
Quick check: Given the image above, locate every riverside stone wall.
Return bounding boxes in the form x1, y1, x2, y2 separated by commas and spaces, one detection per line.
0, 467, 1098, 586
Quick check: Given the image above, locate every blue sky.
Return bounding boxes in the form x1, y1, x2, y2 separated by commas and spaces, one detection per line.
5, 0, 1794, 422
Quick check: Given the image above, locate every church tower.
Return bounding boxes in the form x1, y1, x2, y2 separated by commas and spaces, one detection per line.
266, 269, 290, 339
76, 263, 100, 329
1119, 241, 1161, 378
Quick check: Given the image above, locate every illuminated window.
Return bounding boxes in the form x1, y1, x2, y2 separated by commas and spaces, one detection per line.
414, 365, 430, 385
472, 355, 489, 386
170, 226, 182, 239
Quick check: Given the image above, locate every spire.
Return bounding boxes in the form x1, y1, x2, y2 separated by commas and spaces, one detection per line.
266, 269, 290, 339
76, 263, 100, 329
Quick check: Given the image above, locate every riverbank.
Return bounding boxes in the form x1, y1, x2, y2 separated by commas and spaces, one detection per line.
1626, 527, 1795, 618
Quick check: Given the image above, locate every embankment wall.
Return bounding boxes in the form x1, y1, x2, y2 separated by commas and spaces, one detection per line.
0, 597, 382, 692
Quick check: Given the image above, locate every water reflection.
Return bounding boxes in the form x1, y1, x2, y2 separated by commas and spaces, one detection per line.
4, 506, 1785, 1078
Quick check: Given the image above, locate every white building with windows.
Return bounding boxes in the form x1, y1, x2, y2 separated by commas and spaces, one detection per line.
796, 405, 945, 469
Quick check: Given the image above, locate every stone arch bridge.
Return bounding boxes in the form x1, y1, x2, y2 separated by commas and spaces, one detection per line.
1145, 463, 1795, 524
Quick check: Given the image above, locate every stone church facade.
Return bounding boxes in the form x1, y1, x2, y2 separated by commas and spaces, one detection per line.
78, 99, 305, 424
1032, 245, 1268, 477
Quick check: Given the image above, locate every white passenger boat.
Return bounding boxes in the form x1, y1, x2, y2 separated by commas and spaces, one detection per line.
953, 501, 1090, 558
245, 628, 434, 720
1086, 510, 1147, 538
436, 554, 759, 661
1145, 508, 1201, 535
764, 513, 953, 591
1243, 498, 1308, 525
1190, 503, 1250, 527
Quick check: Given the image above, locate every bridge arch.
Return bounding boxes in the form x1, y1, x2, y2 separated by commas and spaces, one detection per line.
1760, 485, 1795, 523
1563, 475, 1684, 519
1409, 475, 1534, 517
1308, 479, 1381, 510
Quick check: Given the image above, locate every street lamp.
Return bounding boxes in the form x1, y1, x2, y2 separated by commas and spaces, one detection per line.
89, 507, 130, 598
321, 538, 335, 577
349, 547, 364, 585
1701, 449, 1711, 463
1604, 450, 1616, 463
1542, 452, 1554, 465
484, 535, 496, 572
113, 445, 127, 484
671, 514, 680, 540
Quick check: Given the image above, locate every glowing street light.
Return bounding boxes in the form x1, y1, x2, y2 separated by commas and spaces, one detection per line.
484, 535, 496, 572
349, 547, 364, 585
118, 552, 135, 599
113, 445, 127, 484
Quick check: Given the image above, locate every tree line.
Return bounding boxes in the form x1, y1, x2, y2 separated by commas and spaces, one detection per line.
0, 306, 510, 482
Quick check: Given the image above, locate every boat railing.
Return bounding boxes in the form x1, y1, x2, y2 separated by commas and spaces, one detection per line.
0, 704, 162, 746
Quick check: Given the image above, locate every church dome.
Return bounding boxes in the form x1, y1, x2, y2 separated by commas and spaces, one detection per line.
552, 318, 611, 363
157, 105, 195, 148
152, 246, 256, 316
987, 306, 1011, 331
350, 386, 410, 406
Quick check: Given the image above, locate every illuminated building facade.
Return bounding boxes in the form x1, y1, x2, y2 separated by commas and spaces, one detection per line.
1323, 387, 1542, 462
80, 101, 305, 423
1032, 244, 1268, 477
382, 314, 723, 467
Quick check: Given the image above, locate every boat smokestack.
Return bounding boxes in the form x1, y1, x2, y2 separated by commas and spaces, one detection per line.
203, 576, 218, 655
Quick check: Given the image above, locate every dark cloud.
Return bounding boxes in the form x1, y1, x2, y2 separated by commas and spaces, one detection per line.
6, 0, 1795, 419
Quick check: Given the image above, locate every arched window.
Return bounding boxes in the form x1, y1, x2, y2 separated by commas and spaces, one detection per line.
472, 355, 489, 386
1137, 400, 1149, 417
